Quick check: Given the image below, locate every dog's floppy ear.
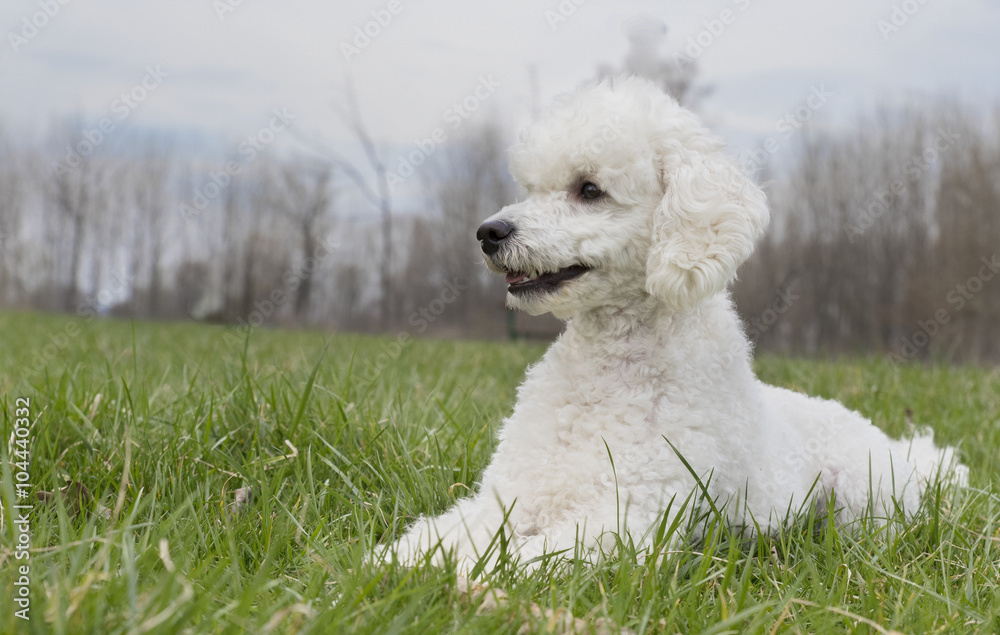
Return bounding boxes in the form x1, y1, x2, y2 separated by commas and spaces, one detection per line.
645, 149, 769, 311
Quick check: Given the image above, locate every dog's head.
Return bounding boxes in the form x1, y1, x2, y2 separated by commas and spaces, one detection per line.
477, 76, 769, 318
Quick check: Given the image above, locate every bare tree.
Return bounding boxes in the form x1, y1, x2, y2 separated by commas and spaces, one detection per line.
45, 120, 110, 311
288, 81, 397, 329
924, 104, 1000, 360
217, 162, 252, 320
264, 159, 334, 322
130, 142, 172, 315
0, 127, 24, 304
422, 122, 516, 333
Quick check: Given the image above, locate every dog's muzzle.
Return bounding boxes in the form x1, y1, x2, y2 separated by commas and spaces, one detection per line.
476, 218, 591, 295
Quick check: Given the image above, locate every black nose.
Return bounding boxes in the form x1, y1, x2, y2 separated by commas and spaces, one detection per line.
476, 220, 514, 256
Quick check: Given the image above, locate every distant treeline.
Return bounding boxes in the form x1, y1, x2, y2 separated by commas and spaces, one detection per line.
735, 102, 1000, 363
0, 98, 997, 362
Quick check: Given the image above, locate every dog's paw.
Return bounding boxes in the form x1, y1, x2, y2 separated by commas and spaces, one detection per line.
372, 521, 450, 569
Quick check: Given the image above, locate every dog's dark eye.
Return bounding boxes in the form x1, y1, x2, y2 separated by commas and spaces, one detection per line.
580, 182, 603, 200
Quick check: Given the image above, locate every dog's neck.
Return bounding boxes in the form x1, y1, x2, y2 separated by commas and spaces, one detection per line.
568, 293, 732, 339
561, 293, 754, 380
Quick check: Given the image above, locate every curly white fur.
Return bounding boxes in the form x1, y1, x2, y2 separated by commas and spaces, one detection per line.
381, 76, 968, 571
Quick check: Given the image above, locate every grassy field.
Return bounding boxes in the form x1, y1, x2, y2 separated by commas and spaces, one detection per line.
0, 310, 998, 634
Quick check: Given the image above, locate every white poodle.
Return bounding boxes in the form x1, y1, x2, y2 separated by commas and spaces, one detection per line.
383, 76, 967, 570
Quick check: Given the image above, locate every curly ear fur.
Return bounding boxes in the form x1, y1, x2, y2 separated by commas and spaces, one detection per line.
645, 150, 769, 311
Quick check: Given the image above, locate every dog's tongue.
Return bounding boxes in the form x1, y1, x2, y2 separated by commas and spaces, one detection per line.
506, 272, 529, 285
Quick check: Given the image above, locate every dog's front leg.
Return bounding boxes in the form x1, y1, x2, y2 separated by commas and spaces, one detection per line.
381, 495, 510, 570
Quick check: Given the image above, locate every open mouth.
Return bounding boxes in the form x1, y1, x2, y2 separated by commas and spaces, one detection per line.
504, 265, 591, 294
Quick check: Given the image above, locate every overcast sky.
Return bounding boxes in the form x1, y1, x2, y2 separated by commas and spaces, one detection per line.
2, 0, 998, 186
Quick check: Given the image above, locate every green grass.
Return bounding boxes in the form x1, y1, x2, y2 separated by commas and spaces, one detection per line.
0, 310, 998, 634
